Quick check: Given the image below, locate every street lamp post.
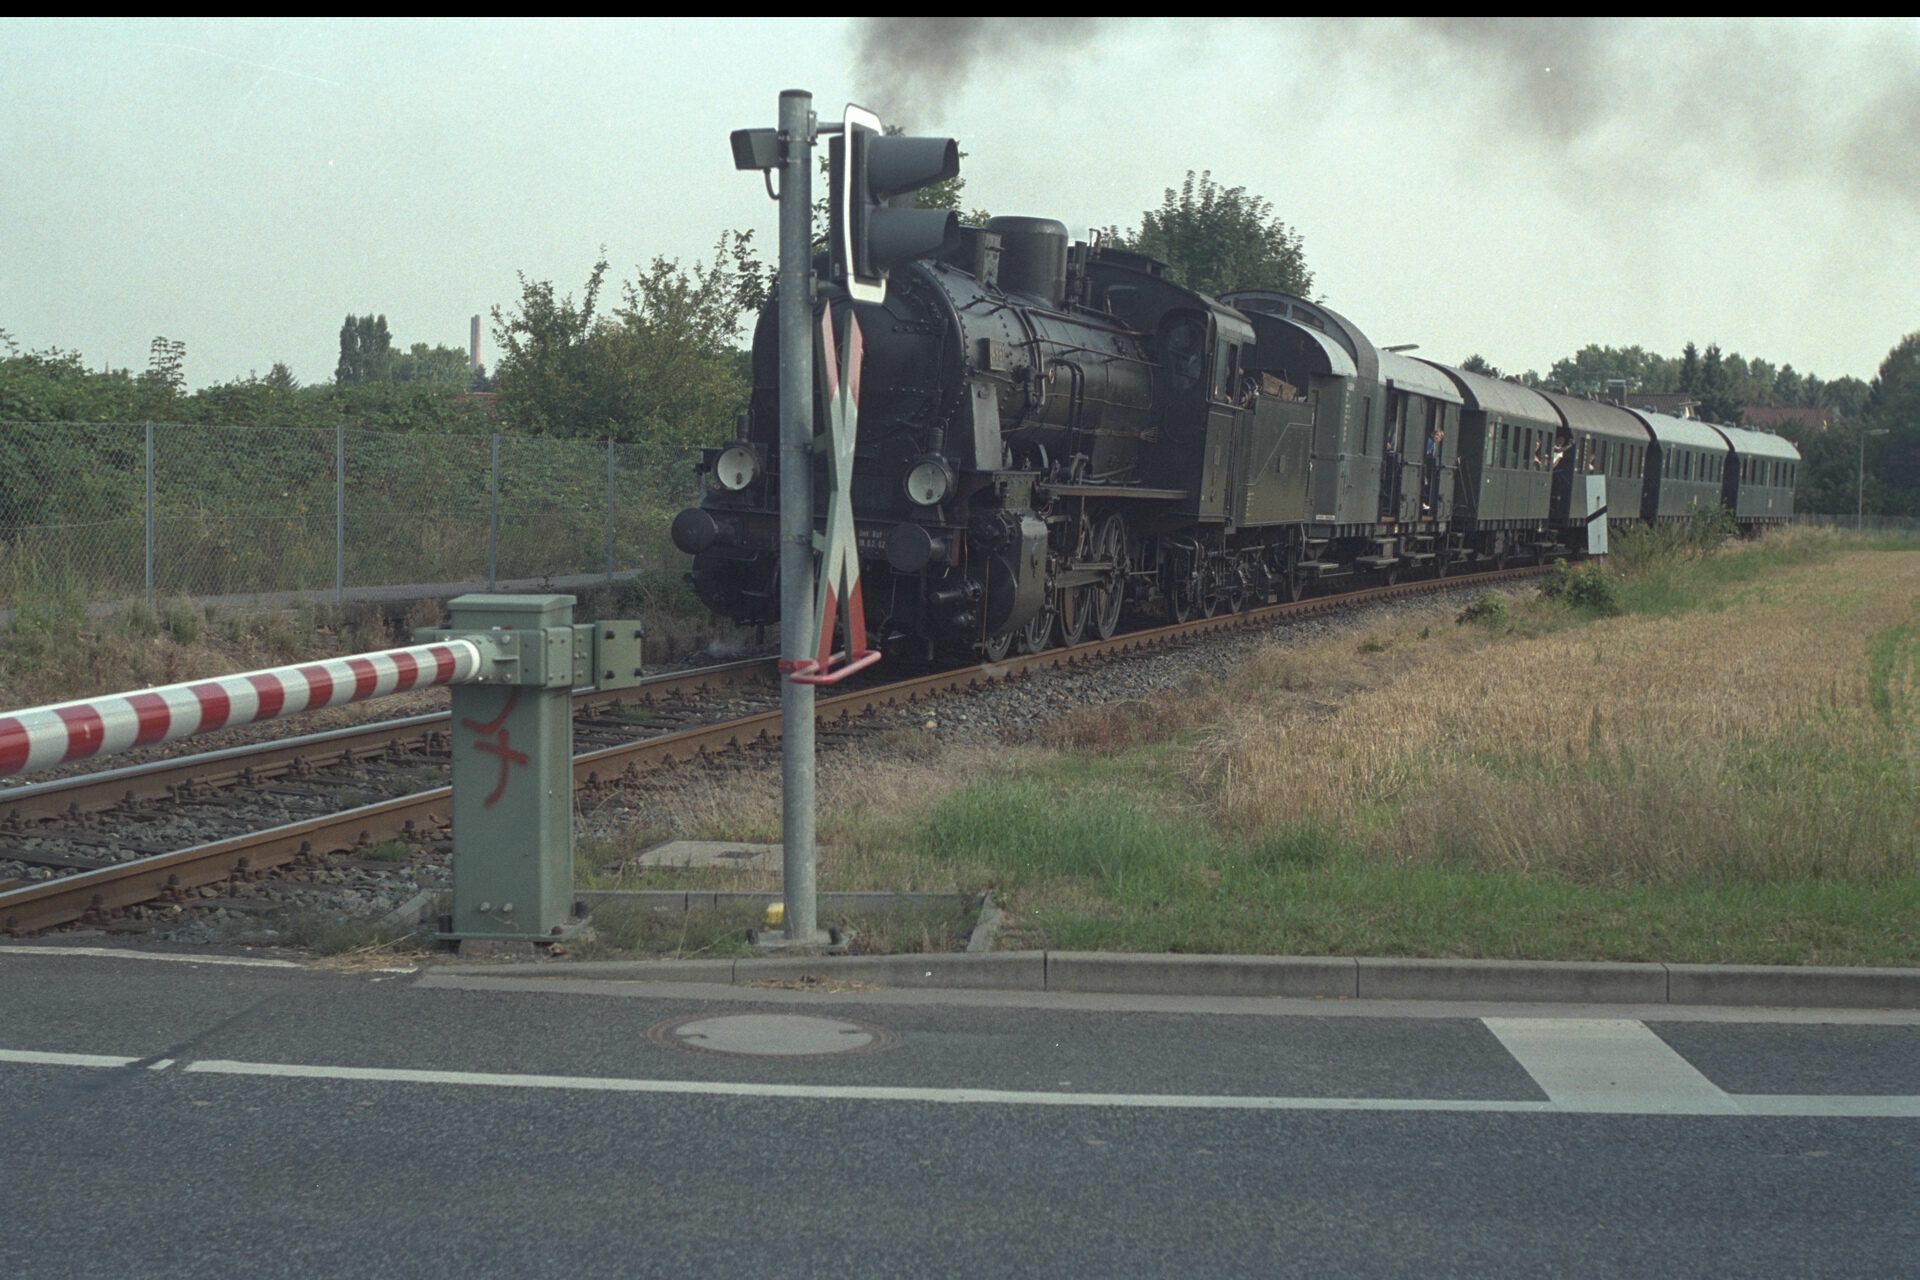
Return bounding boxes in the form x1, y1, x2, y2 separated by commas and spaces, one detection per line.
1858, 427, 1890, 530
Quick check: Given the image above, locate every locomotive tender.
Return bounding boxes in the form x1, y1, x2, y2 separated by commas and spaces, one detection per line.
672, 216, 1799, 659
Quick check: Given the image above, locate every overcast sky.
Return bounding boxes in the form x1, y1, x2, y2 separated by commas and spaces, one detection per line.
3, 17, 1915, 390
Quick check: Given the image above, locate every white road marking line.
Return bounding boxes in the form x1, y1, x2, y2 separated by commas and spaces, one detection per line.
1484, 1017, 1739, 1113
0, 1048, 141, 1069
0, 946, 299, 969
3, 1043, 1915, 1118
165, 1057, 1920, 1117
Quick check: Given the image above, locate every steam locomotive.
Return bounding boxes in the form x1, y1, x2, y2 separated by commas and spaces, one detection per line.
671, 216, 1799, 659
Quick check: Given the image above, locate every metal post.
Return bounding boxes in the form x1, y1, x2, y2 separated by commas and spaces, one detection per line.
334, 423, 346, 603
777, 89, 820, 945
488, 433, 501, 590
143, 421, 154, 610
605, 438, 616, 587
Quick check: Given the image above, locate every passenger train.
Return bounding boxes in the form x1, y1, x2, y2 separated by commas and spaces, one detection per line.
671, 216, 1800, 659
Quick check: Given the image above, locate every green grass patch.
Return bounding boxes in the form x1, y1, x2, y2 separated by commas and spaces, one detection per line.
1865, 609, 1917, 729
1605, 523, 1853, 618
908, 746, 1918, 966
1019, 844, 1920, 966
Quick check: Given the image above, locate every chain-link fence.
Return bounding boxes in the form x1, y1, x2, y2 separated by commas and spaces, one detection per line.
1795, 513, 1920, 537
0, 420, 702, 612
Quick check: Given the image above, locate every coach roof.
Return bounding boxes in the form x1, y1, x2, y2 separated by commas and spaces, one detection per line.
1712, 423, 1802, 461
1533, 389, 1650, 445
1380, 351, 1463, 404
1416, 360, 1558, 425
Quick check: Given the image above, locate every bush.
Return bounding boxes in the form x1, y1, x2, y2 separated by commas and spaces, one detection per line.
1457, 592, 1509, 628
1541, 561, 1622, 615
1608, 503, 1737, 578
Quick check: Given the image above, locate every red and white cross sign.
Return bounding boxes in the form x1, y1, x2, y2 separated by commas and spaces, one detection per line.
786, 306, 881, 685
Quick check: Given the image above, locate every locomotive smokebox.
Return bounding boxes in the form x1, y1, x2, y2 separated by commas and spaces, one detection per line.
985, 216, 1068, 307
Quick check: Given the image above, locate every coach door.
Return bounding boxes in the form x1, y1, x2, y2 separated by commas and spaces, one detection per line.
1199, 321, 1251, 522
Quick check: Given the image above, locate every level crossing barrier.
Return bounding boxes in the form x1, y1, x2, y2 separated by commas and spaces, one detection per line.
0, 594, 642, 946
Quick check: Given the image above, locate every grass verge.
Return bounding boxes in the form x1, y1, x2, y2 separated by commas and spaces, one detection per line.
850, 529, 1918, 965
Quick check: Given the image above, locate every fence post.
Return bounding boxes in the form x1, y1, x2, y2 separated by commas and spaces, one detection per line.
334, 423, 346, 603
488, 433, 500, 591
144, 421, 155, 610
605, 438, 616, 587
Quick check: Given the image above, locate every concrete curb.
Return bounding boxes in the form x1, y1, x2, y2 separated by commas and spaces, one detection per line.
431, 949, 1920, 1009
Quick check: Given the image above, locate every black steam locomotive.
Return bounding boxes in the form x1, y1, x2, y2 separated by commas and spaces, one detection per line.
671, 216, 1798, 659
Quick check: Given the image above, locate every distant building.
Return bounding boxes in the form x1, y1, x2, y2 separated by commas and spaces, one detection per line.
1742, 404, 1830, 434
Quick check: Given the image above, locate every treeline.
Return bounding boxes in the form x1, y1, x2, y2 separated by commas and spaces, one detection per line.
1464, 342, 1872, 426
0, 327, 495, 436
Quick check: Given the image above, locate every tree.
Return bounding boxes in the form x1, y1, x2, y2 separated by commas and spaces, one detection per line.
389, 343, 472, 390
1821, 375, 1872, 426
489, 235, 760, 445
1109, 171, 1312, 299
1544, 344, 1674, 395
142, 336, 186, 400
1865, 332, 1920, 515
1459, 354, 1503, 378
1695, 344, 1743, 424
1774, 363, 1804, 405
335, 314, 393, 385
1678, 342, 1700, 393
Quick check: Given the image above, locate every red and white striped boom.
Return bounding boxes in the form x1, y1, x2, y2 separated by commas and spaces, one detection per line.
0, 640, 483, 779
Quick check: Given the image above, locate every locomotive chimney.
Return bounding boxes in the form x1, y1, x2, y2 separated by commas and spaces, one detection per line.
984, 216, 1068, 307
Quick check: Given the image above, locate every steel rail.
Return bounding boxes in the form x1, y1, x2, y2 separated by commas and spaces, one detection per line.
0, 655, 779, 826
1, 566, 1543, 935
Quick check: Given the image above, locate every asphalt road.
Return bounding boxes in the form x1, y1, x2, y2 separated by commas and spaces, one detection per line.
3, 946, 1915, 1279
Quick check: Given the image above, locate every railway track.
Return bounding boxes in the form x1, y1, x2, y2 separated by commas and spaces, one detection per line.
0, 566, 1546, 935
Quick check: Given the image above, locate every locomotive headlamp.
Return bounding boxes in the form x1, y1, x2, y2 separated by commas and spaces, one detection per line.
904, 456, 955, 506
712, 443, 761, 492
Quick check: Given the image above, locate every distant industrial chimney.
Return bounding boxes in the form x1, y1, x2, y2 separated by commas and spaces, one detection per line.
470, 314, 481, 372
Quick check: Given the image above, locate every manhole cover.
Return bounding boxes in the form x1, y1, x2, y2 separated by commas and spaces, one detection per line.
647, 1012, 898, 1059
